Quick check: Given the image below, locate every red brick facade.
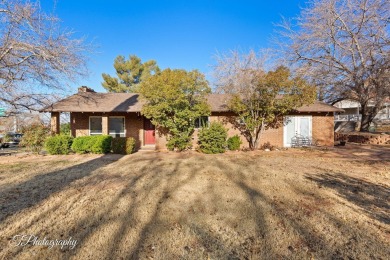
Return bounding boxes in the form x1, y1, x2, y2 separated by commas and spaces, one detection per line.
68, 111, 335, 150
312, 113, 335, 146
70, 112, 144, 149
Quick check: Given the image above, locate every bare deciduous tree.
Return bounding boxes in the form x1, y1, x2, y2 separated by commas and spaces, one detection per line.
277, 0, 390, 131
0, 0, 89, 112
214, 50, 316, 149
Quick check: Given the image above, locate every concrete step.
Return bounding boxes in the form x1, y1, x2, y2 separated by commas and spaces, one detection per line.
139, 145, 156, 151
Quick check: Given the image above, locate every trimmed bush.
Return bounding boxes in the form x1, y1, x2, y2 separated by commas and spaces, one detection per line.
112, 137, 125, 154
45, 135, 73, 155
112, 137, 136, 154
91, 135, 113, 154
198, 122, 227, 154
71, 136, 92, 154
71, 135, 112, 154
227, 135, 242, 151
125, 137, 136, 154
20, 123, 50, 154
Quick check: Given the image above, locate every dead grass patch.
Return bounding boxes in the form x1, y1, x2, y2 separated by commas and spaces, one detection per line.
0, 149, 389, 259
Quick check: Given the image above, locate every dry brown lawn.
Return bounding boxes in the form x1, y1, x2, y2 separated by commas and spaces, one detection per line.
0, 147, 389, 259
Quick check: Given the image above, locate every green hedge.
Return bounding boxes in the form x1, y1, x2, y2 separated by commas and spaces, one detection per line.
71, 136, 91, 153
227, 135, 242, 151
91, 135, 113, 154
45, 135, 73, 155
112, 137, 136, 154
71, 135, 112, 154
198, 122, 227, 154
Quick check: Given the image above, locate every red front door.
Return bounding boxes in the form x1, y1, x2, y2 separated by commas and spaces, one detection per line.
144, 118, 156, 145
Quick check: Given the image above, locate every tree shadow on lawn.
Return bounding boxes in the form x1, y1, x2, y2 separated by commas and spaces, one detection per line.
64, 154, 205, 259
0, 154, 123, 223
306, 172, 390, 225
212, 157, 390, 259
62, 155, 388, 259
66, 154, 279, 259
212, 158, 326, 258
3, 153, 389, 259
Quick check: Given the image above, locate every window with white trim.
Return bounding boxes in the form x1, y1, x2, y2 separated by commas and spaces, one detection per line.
109, 117, 125, 137
194, 116, 209, 128
89, 116, 102, 135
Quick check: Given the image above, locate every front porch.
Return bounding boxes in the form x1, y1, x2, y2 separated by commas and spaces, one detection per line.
50, 112, 156, 150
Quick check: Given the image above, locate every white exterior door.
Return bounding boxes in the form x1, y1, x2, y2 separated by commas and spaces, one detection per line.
283, 116, 312, 147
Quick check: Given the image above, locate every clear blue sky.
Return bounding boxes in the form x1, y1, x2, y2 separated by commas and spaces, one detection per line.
42, 0, 306, 92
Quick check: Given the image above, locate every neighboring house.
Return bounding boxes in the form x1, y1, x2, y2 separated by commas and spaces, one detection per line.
334, 99, 390, 123
41, 86, 343, 150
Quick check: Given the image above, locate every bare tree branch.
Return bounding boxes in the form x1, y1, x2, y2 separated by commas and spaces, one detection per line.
276, 0, 390, 131
0, 0, 91, 113
213, 50, 316, 149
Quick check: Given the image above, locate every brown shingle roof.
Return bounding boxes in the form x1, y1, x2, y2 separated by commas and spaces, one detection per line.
295, 101, 344, 113
42, 92, 143, 113
41, 92, 343, 113
206, 94, 230, 112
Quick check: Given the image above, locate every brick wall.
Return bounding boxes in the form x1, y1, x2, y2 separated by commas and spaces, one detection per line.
156, 112, 284, 150
281, 113, 335, 147
125, 113, 144, 149
70, 112, 89, 137
208, 112, 335, 148
155, 130, 168, 150
50, 112, 60, 134
69, 111, 336, 150
312, 114, 335, 146
207, 112, 283, 148
70, 112, 144, 149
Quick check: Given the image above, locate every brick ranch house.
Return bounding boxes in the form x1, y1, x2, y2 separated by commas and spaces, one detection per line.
42, 86, 343, 150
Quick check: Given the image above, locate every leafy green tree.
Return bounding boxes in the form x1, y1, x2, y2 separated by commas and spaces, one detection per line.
102, 55, 160, 93
232, 67, 315, 149
140, 69, 211, 151
214, 51, 316, 149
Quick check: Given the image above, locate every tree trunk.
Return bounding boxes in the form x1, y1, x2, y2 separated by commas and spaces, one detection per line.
251, 140, 257, 150
359, 103, 376, 132
250, 122, 264, 150
360, 114, 371, 132
247, 135, 254, 150
249, 133, 257, 150
249, 130, 260, 150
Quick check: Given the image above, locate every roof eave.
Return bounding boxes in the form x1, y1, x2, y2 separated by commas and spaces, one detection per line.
294, 109, 344, 113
